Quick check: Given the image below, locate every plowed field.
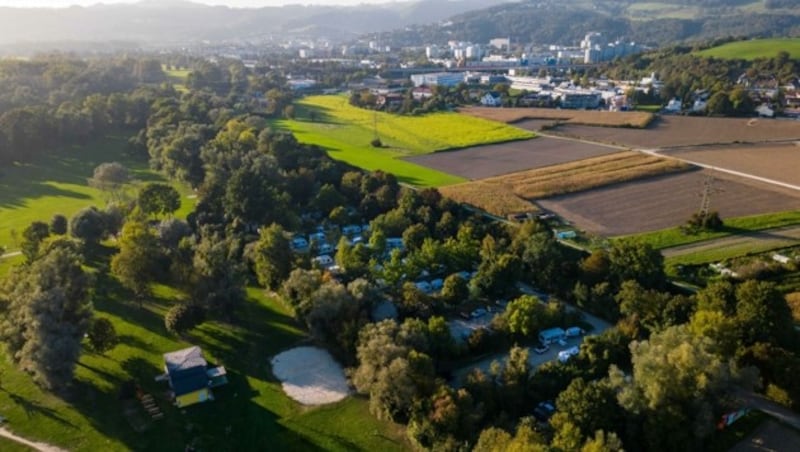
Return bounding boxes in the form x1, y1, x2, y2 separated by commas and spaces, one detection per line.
460, 107, 654, 128
537, 170, 800, 236
550, 116, 800, 149
662, 143, 800, 186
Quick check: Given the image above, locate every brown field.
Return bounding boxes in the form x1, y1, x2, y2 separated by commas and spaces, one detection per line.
406, 136, 621, 180
438, 182, 536, 217
537, 170, 800, 236
551, 116, 800, 149
662, 142, 800, 187
460, 107, 655, 128
438, 151, 689, 217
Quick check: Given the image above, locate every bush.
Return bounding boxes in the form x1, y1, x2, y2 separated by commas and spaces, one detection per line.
165, 303, 205, 335
683, 211, 724, 234
370, 138, 383, 148
87, 317, 119, 354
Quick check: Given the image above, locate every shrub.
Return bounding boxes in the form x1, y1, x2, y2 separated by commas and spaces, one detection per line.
165, 303, 205, 335
87, 317, 119, 354
370, 138, 383, 148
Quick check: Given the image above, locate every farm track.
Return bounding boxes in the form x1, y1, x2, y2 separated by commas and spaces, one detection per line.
661, 225, 800, 259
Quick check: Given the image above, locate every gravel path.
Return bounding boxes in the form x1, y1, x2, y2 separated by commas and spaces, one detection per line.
661, 225, 800, 259
0, 427, 68, 452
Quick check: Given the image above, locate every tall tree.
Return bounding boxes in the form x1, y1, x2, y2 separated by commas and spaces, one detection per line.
0, 246, 92, 389
252, 224, 292, 290
138, 183, 180, 218
111, 219, 161, 299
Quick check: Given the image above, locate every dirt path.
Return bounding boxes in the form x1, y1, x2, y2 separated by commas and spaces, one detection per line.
661, 225, 800, 259
0, 428, 68, 452
0, 251, 21, 259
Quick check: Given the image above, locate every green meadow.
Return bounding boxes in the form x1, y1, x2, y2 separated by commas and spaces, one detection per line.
0, 133, 408, 451
274, 95, 534, 187
695, 38, 800, 60
0, 134, 194, 253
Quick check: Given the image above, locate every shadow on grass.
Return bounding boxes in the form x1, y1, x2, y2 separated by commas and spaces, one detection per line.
2, 390, 77, 428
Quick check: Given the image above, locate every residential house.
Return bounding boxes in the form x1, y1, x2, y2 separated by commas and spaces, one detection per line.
756, 104, 775, 118
162, 346, 227, 408
481, 91, 503, 107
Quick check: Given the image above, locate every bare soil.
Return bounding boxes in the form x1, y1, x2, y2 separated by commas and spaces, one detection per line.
537, 169, 800, 236
406, 136, 620, 180
459, 107, 654, 128
662, 142, 800, 186
550, 116, 800, 149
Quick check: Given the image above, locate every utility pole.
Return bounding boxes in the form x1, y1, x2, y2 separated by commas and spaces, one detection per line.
699, 174, 718, 218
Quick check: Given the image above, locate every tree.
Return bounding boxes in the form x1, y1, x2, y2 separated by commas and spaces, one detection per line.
440, 274, 469, 305
20, 221, 50, 262
706, 91, 732, 116
252, 224, 292, 290
111, 220, 161, 299
607, 239, 666, 289
138, 183, 180, 218
505, 295, 547, 337
88, 162, 129, 200
49, 214, 68, 235
0, 246, 92, 389
87, 318, 118, 354
735, 280, 794, 347
192, 231, 245, 319
280, 268, 323, 315
550, 378, 625, 447
69, 206, 106, 244
610, 325, 752, 451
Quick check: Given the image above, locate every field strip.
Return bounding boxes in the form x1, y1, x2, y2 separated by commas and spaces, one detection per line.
640, 149, 800, 193
536, 131, 629, 151
662, 225, 800, 259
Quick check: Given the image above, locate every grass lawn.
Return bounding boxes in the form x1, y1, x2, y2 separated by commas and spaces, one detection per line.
695, 38, 800, 60
0, 436, 33, 452
0, 248, 409, 451
621, 210, 800, 250
163, 66, 190, 93
273, 95, 534, 187
0, 134, 195, 253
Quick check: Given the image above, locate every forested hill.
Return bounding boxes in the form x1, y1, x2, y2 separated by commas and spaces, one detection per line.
0, 0, 509, 46
372, 0, 800, 47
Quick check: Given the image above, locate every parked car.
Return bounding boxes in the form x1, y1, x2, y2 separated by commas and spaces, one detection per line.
557, 346, 580, 363
565, 327, 584, 337
533, 344, 550, 355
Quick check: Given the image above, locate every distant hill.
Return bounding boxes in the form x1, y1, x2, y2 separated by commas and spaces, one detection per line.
0, 0, 510, 46
695, 38, 800, 60
371, 0, 800, 47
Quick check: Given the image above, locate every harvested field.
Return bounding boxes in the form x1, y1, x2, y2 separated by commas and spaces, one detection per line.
438, 151, 688, 217
552, 116, 800, 149
439, 182, 535, 218
538, 170, 800, 236
460, 107, 654, 128
406, 136, 621, 180
662, 142, 800, 187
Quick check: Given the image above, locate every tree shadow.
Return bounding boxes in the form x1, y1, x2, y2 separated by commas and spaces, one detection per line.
2, 390, 77, 428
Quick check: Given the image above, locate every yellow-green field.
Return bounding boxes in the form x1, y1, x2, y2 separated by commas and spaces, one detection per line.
274, 95, 534, 187
696, 38, 800, 60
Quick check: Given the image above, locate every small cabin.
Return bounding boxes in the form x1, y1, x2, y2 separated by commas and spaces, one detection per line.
161, 346, 227, 408
538, 327, 566, 345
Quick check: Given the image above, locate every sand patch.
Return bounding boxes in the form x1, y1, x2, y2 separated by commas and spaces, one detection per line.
270, 346, 351, 405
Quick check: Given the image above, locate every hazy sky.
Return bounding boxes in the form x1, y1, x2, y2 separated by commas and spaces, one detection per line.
0, 0, 394, 6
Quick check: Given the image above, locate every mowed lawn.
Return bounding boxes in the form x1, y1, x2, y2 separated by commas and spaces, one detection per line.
0, 261, 409, 451
695, 38, 800, 60
0, 134, 194, 252
274, 95, 534, 187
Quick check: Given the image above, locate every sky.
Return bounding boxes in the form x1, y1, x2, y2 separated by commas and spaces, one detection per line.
0, 0, 393, 6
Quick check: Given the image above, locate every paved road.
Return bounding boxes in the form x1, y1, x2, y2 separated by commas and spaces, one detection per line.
661, 225, 800, 259
735, 389, 800, 432
450, 283, 612, 387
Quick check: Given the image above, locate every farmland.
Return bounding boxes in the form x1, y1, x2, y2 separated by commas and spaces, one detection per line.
538, 170, 800, 236
0, 134, 195, 252
439, 152, 689, 217
459, 106, 654, 128
662, 225, 800, 265
695, 38, 800, 60
406, 136, 620, 180
661, 143, 800, 187
549, 116, 800, 149
438, 182, 536, 218
274, 95, 533, 187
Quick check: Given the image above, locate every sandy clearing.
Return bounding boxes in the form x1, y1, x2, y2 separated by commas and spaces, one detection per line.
0, 427, 67, 452
270, 346, 351, 406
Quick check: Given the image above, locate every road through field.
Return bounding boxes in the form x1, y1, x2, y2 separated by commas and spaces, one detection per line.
661, 225, 800, 259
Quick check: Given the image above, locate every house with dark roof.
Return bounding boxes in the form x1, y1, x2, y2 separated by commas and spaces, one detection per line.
162, 346, 227, 408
